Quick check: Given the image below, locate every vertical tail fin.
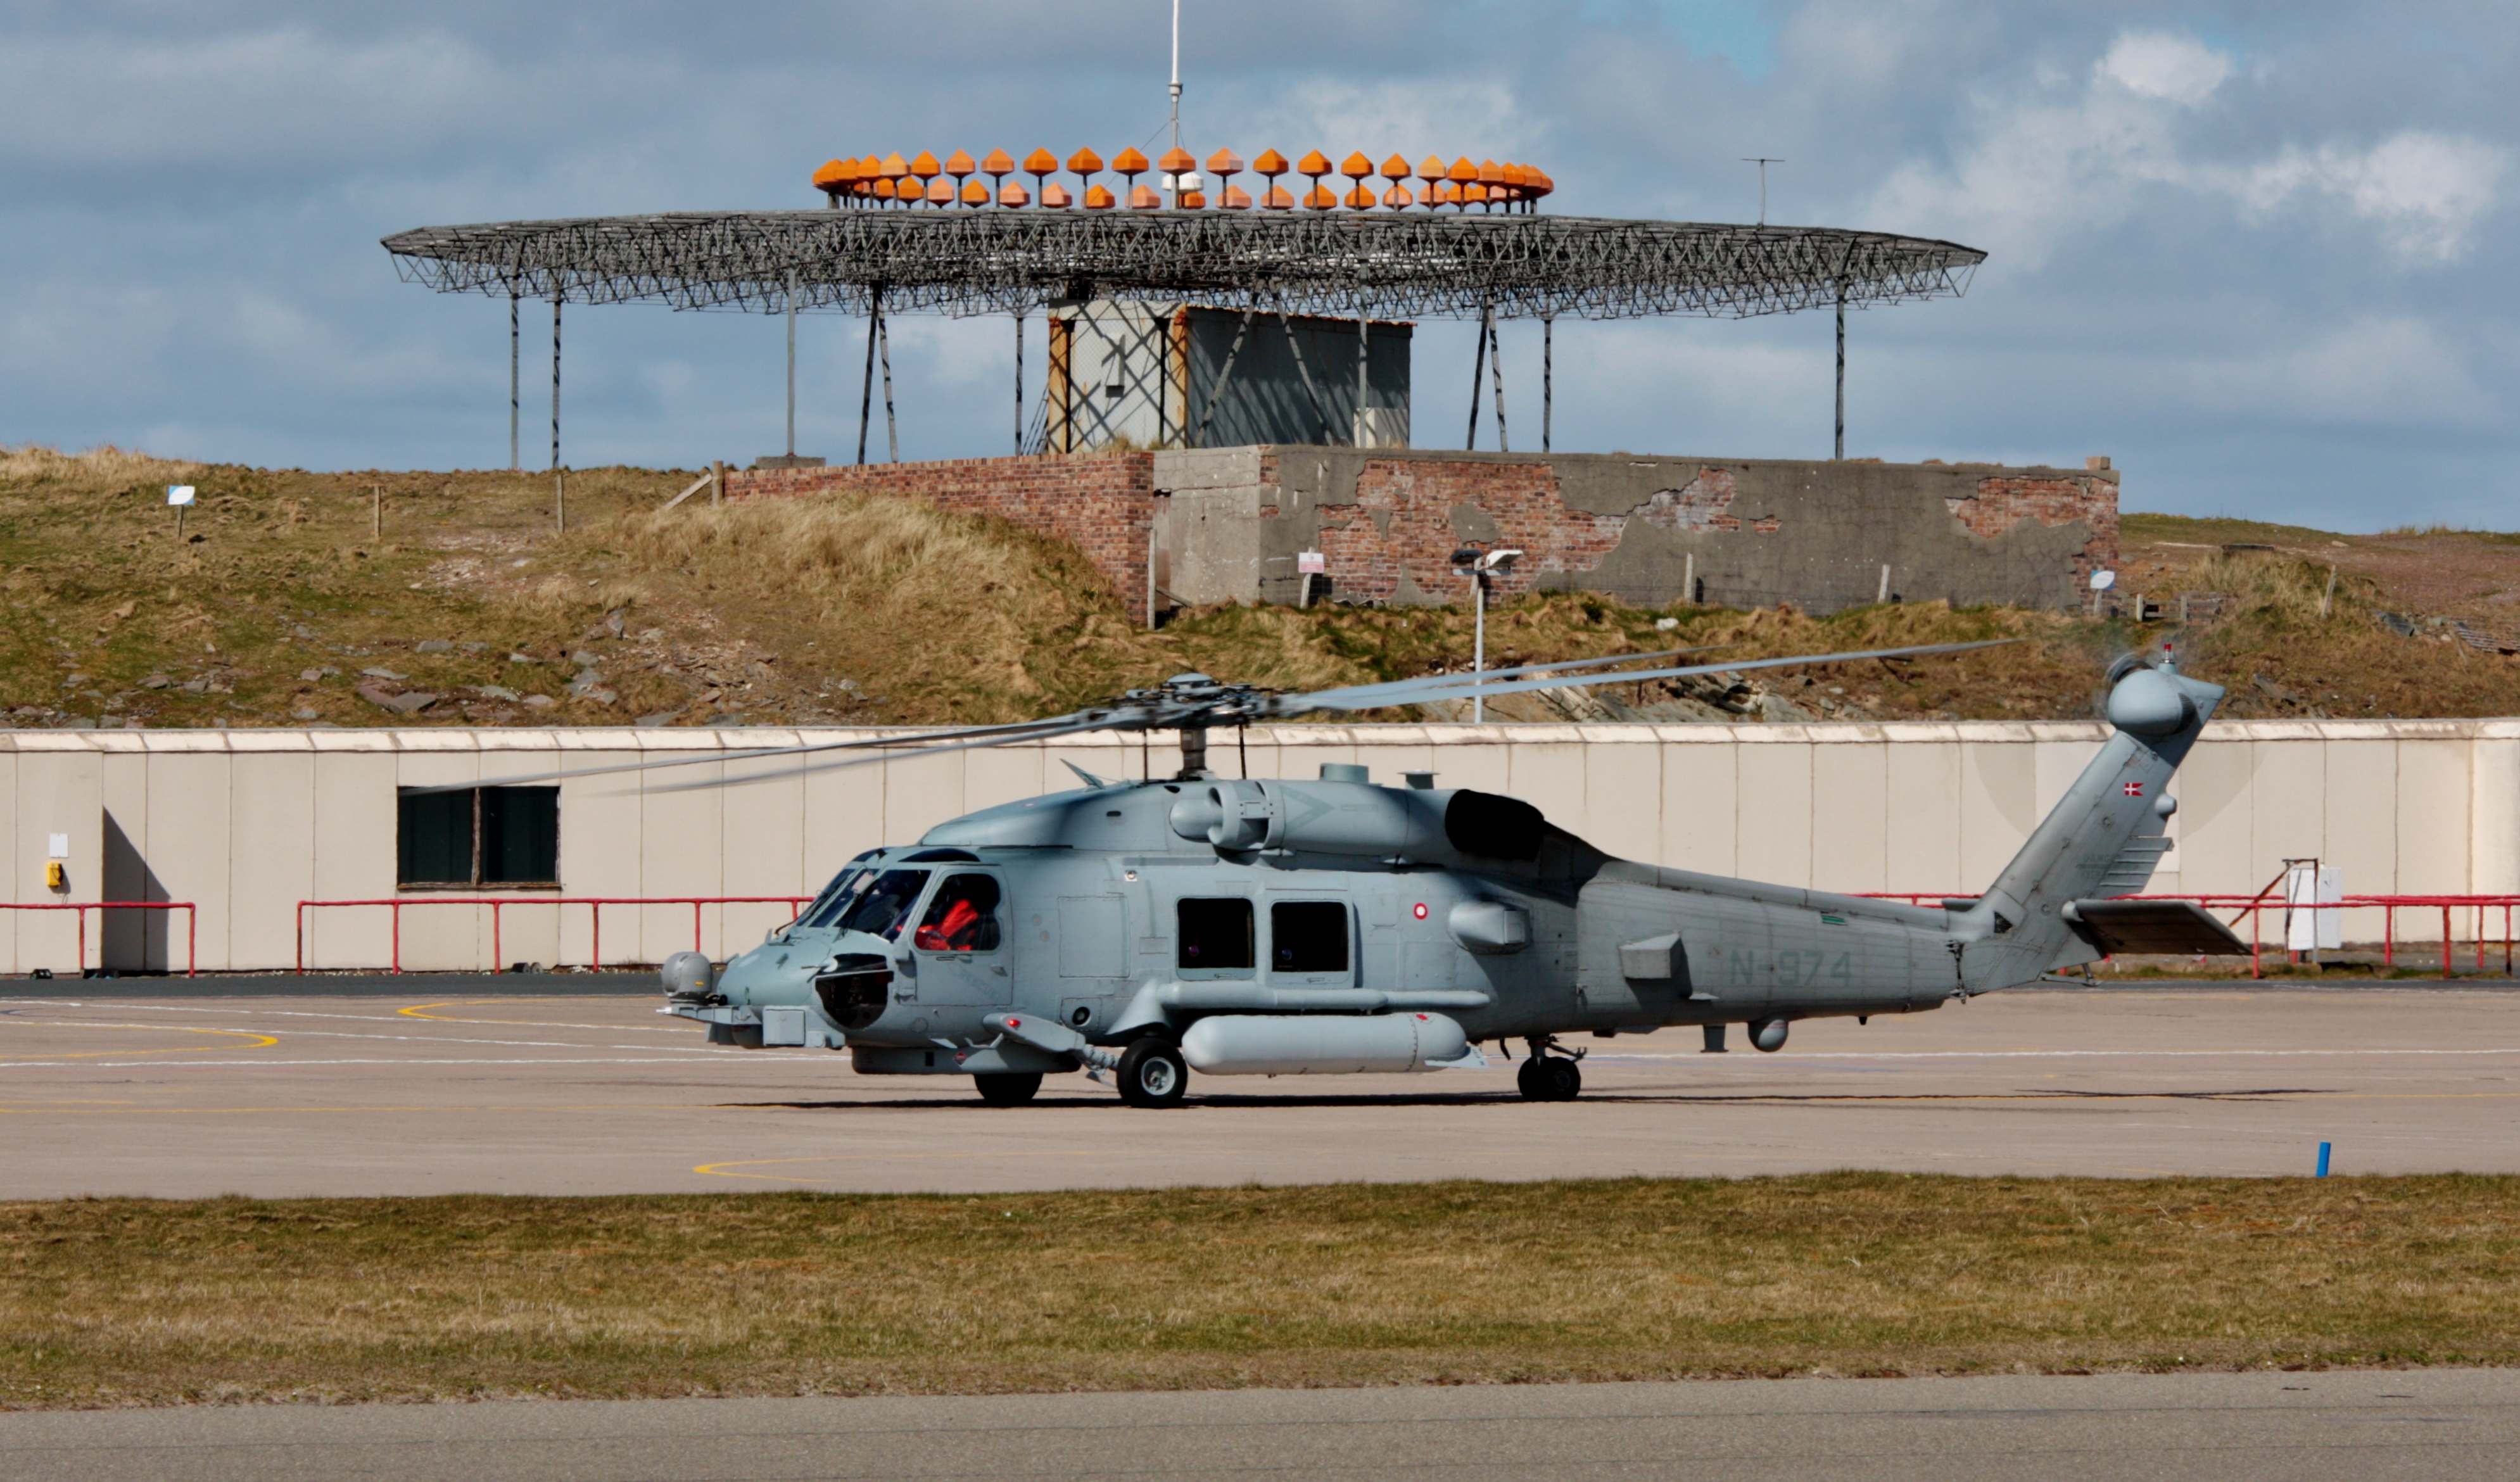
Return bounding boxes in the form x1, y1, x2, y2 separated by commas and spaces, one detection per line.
1955, 657, 2224, 993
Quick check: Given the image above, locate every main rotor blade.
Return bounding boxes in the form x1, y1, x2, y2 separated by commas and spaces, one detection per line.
1291, 645, 1726, 711
405, 710, 1122, 794
1277, 637, 2023, 714
631, 712, 1146, 795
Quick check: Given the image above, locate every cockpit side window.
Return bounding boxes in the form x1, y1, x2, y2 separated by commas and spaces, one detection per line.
913, 873, 1003, 953
835, 869, 931, 940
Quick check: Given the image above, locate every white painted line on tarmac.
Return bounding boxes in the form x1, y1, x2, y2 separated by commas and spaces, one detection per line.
0, 1056, 830, 1070
1, 1001, 693, 1032
1597, 1048, 2520, 1060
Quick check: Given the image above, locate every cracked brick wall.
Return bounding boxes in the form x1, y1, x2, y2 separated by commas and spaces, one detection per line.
727, 447, 2118, 616
1175, 448, 2119, 613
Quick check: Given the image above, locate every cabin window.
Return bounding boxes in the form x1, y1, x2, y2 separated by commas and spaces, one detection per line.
1176, 897, 1255, 974
914, 873, 1003, 953
1270, 901, 1350, 973
397, 786, 558, 889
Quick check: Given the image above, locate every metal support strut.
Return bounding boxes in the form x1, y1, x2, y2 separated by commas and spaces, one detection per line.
1833, 280, 1846, 460
857, 284, 882, 466
1487, 308, 1509, 454
1355, 302, 1369, 448
548, 298, 561, 472
880, 307, 898, 462
784, 270, 798, 459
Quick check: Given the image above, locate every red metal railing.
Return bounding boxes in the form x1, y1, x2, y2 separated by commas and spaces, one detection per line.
294, 896, 813, 975
1858, 890, 2520, 980
2, 901, 197, 978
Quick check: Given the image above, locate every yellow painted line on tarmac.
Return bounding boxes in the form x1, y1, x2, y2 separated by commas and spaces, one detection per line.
0, 1023, 279, 1061
396, 999, 661, 1029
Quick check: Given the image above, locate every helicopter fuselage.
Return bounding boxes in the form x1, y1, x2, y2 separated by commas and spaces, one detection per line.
669, 768, 1974, 1080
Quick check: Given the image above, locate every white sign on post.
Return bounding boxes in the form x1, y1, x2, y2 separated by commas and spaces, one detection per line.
1296, 551, 1326, 574
167, 485, 196, 506
2285, 864, 2343, 952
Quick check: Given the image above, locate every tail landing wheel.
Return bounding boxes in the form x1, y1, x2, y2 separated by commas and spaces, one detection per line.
1515, 1040, 1584, 1101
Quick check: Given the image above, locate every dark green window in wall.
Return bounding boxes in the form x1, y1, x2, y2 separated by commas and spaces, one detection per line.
398, 787, 559, 888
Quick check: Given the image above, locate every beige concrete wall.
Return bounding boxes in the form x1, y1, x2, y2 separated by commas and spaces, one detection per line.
1, 718, 2507, 973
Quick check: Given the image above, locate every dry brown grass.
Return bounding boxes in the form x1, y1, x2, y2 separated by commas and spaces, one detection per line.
0, 443, 200, 488
3, 449, 2517, 731
3, 1175, 2514, 1407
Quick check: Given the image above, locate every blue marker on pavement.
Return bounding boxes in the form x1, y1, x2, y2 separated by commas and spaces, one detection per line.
2316, 1141, 2332, 1177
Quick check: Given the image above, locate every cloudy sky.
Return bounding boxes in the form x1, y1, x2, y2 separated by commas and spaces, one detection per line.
1, 1, 2509, 528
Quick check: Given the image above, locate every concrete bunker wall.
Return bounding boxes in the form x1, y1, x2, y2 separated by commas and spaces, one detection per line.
1157, 448, 2118, 612
725, 447, 2117, 618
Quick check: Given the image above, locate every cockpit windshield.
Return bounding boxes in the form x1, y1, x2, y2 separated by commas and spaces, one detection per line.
794, 863, 874, 930
830, 869, 932, 940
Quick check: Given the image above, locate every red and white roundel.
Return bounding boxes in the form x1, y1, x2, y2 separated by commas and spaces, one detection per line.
1413, 902, 1429, 920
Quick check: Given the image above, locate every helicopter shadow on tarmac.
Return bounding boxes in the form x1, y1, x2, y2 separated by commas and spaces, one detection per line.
717, 1084, 2332, 1112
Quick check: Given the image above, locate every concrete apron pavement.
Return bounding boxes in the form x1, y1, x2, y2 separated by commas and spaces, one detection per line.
3, 1371, 2514, 1482
1, 985, 2516, 1197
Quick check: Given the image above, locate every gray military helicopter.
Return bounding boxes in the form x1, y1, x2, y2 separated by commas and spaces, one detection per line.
451, 638, 2245, 1106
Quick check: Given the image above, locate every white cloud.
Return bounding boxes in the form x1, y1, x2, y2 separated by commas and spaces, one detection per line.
0, 27, 683, 174
1867, 72, 2188, 268
2246, 132, 2507, 262
1219, 77, 1538, 164
2172, 315, 2495, 428
1869, 28, 2502, 267
2097, 31, 2231, 107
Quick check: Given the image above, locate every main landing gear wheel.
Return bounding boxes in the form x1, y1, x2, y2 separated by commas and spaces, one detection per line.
974, 1072, 1042, 1106
1516, 1054, 1583, 1101
1116, 1039, 1189, 1108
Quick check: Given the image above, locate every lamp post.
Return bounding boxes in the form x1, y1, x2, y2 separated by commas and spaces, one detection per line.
1450, 545, 1523, 723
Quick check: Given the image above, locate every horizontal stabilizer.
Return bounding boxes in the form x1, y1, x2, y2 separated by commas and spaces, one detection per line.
2065, 899, 2249, 956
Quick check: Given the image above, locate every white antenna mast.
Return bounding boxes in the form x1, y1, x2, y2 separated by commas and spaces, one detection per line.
1167, 0, 1185, 205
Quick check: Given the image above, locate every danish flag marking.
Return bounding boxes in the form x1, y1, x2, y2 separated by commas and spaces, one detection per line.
2123, 782, 2145, 797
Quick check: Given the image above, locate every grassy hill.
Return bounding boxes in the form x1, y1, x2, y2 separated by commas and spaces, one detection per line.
6, 445, 2517, 730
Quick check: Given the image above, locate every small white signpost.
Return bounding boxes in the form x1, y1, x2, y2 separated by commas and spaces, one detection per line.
2285, 861, 2343, 954
167, 484, 196, 538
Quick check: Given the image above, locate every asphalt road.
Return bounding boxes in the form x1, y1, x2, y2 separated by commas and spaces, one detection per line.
2, 984, 2515, 1196
3, 1371, 2512, 1481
